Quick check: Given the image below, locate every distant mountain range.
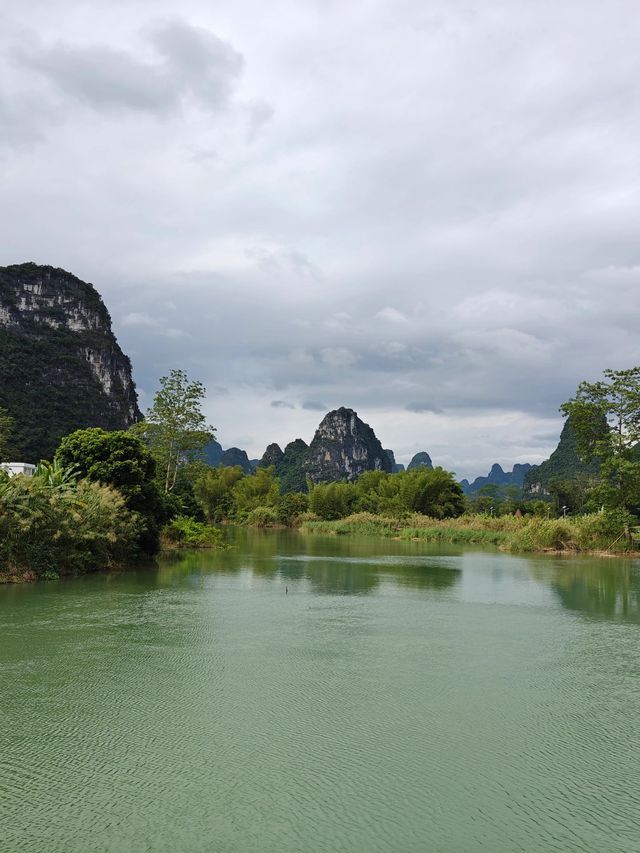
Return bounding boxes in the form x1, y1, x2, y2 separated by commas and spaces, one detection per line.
460, 463, 533, 496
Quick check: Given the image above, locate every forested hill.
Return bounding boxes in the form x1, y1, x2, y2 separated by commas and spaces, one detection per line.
0, 263, 141, 462
524, 417, 602, 494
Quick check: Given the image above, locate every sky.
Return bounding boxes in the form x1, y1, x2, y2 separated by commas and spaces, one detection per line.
1, 0, 639, 479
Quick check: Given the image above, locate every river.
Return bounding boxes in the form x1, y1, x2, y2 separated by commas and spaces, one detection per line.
1, 529, 640, 852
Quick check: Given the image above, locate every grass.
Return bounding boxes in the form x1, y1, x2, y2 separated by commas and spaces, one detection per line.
300, 512, 637, 554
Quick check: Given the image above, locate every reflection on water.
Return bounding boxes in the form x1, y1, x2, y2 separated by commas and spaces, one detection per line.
158, 528, 640, 622
157, 527, 463, 595
534, 558, 640, 622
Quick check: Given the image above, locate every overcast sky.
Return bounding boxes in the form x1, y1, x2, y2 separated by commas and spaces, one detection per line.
2, 0, 639, 478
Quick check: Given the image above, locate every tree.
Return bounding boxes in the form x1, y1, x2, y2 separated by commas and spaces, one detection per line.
0, 407, 13, 461
56, 428, 166, 553
133, 370, 214, 493
561, 367, 640, 514
194, 465, 245, 522
399, 467, 465, 518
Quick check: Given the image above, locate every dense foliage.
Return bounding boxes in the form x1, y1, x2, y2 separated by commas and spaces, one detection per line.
0, 406, 13, 461
191, 464, 464, 525
56, 428, 166, 553
561, 367, 640, 514
0, 461, 142, 580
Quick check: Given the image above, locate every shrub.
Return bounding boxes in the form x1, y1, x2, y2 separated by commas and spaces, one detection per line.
246, 506, 279, 527
162, 516, 223, 548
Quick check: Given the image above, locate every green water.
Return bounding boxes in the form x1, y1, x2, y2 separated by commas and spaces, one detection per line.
2, 530, 640, 853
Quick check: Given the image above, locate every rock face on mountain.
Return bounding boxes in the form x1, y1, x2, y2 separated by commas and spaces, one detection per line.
305, 408, 391, 483
385, 449, 405, 473
407, 452, 433, 470
260, 442, 284, 468
461, 462, 532, 495
524, 418, 602, 494
266, 408, 391, 492
202, 439, 224, 467
0, 263, 141, 461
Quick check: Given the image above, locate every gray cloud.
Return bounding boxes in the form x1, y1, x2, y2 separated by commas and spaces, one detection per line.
405, 402, 444, 414
2, 0, 640, 478
271, 399, 295, 409
16, 20, 243, 114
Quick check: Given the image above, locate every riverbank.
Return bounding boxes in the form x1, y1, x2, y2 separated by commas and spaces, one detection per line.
300, 512, 639, 555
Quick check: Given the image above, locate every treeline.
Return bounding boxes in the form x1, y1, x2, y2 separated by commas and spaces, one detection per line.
192, 464, 465, 525
3, 364, 640, 580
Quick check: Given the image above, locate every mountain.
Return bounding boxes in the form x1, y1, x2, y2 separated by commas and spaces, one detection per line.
385, 449, 405, 473
221, 447, 253, 473
461, 462, 532, 495
305, 408, 392, 483
259, 442, 284, 468
260, 408, 391, 492
524, 417, 602, 494
202, 439, 224, 467
275, 438, 310, 493
202, 439, 255, 473
407, 452, 433, 470
0, 263, 141, 461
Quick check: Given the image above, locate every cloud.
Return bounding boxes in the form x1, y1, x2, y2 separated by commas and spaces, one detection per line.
405, 402, 443, 414
2, 0, 640, 478
271, 399, 295, 409
16, 20, 244, 115
375, 307, 410, 324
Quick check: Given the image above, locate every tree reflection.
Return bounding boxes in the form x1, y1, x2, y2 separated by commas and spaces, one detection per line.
155, 528, 462, 595
537, 559, 640, 622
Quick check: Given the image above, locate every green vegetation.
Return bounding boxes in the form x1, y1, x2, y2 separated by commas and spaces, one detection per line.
301, 509, 637, 553
561, 367, 640, 514
162, 516, 224, 549
0, 406, 13, 461
0, 460, 143, 581
56, 428, 166, 553
131, 369, 214, 493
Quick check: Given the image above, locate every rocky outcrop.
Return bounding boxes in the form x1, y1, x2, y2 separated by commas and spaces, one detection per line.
407, 451, 433, 470
259, 442, 284, 468
0, 263, 141, 461
266, 408, 392, 492
385, 449, 405, 473
304, 408, 392, 483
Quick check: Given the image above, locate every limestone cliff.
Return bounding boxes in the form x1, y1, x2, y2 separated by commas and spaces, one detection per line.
305, 408, 392, 483
271, 408, 390, 492
0, 263, 141, 461
385, 449, 405, 473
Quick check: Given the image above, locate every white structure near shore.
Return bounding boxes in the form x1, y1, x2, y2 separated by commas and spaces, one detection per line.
1, 462, 36, 477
